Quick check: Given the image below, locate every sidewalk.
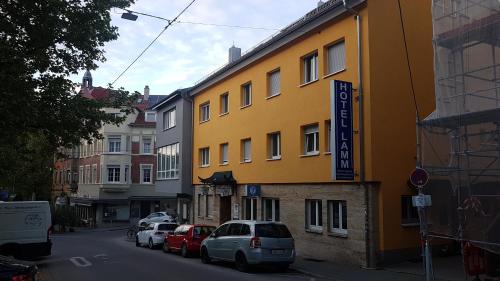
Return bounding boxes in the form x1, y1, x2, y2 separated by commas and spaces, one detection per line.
291, 256, 464, 281
53, 222, 131, 234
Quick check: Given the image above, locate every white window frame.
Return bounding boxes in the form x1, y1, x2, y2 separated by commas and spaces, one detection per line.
329, 200, 347, 235
262, 198, 280, 222
242, 138, 252, 163
145, 111, 156, 122
241, 83, 252, 107
326, 40, 346, 75
267, 69, 281, 97
140, 164, 153, 184
108, 135, 121, 153
268, 132, 281, 160
85, 165, 90, 184
157, 143, 180, 180
304, 125, 319, 155
303, 52, 318, 83
200, 147, 210, 167
107, 165, 120, 183
220, 143, 229, 165
163, 107, 176, 130
200, 102, 210, 122
220, 93, 229, 115
243, 197, 257, 220
142, 136, 153, 154
91, 164, 97, 184
306, 199, 323, 232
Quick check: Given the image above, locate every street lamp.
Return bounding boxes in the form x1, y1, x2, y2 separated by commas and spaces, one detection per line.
121, 12, 138, 21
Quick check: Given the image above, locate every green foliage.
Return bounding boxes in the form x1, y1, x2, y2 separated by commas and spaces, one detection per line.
0, 0, 137, 198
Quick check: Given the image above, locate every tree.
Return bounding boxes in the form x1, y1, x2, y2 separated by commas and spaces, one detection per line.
0, 0, 138, 199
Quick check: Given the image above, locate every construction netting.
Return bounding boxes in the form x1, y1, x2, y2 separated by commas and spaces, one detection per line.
421, 0, 500, 264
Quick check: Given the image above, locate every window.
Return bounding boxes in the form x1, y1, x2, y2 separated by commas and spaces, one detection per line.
85, 166, 90, 184
220, 93, 229, 115
326, 41, 346, 75
109, 112, 120, 118
141, 164, 153, 184
92, 165, 97, 184
108, 135, 121, 153
243, 197, 257, 220
267, 69, 280, 97
303, 52, 318, 83
213, 223, 229, 237
199, 147, 210, 167
325, 120, 331, 153
66, 169, 71, 184
228, 223, 244, 236
79, 166, 84, 183
303, 124, 319, 155
267, 132, 281, 159
142, 136, 153, 154
328, 200, 347, 235
220, 143, 229, 165
241, 138, 251, 163
306, 199, 323, 232
241, 83, 252, 107
197, 194, 201, 217
200, 102, 210, 122
206, 194, 213, 217
125, 165, 129, 183
107, 165, 120, 183
401, 196, 419, 225
262, 198, 280, 222
157, 143, 180, 180
145, 111, 156, 122
163, 107, 176, 130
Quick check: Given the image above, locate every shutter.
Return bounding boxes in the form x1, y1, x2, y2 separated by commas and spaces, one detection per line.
328, 41, 345, 74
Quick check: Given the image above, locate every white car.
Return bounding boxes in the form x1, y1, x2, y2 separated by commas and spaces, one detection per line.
138, 212, 175, 226
136, 222, 178, 249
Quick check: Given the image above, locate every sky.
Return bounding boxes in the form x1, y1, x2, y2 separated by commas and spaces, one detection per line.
70, 0, 321, 96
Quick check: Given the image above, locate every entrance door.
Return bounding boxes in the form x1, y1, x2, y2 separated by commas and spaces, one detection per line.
219, 196, 231, 223
140, 201, 150, 218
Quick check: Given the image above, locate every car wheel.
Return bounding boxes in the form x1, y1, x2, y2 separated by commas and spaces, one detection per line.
135, 237, 140, 247
181, 244, 189, 258
148, 238, 154, 249
163, 241, 171, 253
235, 251, 249, 272
200, 247, 211, 264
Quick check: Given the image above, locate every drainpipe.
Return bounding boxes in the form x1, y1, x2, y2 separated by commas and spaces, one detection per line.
182, 91, 195, 224
343, 0, 373, 269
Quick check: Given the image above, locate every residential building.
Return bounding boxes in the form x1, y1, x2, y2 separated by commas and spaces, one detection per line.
151, 87, 193, 224
53, 72, 171, 225
190, 0, 435, 267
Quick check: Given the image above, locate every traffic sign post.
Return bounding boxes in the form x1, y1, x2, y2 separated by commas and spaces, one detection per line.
409, 167, 434, 281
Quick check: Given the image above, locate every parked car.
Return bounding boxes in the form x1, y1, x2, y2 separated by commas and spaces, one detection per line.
136, 222, 178, 249
0, 254, 38, 281
200, 220, 295, 272
0, 201, 52, 259
138, 212, 175, 226
163, 224, 216, 257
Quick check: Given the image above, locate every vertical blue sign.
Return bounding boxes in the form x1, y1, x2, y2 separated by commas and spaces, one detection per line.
331, 80, 354, 181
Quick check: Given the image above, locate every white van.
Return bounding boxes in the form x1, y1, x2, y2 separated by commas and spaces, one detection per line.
0, 201, 52, 258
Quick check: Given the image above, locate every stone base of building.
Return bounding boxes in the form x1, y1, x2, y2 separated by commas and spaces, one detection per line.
193, 182, 380, 266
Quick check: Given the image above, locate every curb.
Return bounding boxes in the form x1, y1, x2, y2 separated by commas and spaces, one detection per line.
291, 266, 336, 281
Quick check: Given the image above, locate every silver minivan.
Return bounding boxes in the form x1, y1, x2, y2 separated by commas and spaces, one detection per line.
200, 220, 295, 272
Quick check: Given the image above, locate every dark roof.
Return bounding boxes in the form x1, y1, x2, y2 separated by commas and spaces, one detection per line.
190, 0, 365, 96
151, 87, 193, 110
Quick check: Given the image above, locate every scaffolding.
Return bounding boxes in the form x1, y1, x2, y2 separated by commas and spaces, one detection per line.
421, 0, 500, 277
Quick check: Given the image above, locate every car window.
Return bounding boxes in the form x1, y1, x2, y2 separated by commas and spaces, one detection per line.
213, 224, 229, 237
158, 224, 176, 231
255, 224, 292, 238
227, 223, 242, 236
146, 224, 155, 230
194, 226, 215, 236
146, 214, 153, 219
241, 224, 251, 236
173, 226, 183, 234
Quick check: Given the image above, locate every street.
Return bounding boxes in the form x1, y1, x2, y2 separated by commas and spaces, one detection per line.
37, 229, 316, 281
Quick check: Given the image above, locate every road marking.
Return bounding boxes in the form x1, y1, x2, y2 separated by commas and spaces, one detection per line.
69, 257, 92, 267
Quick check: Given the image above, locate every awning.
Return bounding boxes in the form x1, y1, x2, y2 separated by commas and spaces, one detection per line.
198, 171, 237, 186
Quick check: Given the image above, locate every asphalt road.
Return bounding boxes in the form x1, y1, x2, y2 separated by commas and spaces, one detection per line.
37, 229, 316, 281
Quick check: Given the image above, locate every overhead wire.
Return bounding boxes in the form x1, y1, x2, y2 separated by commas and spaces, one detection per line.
109, 0, 197, 86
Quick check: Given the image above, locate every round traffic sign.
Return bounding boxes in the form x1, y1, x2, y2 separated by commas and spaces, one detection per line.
410, 167, 429, 187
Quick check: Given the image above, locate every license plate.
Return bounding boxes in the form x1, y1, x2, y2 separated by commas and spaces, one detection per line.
272, 249, 285, 255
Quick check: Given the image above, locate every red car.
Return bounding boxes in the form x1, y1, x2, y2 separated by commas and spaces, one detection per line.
163, 224, 216, 257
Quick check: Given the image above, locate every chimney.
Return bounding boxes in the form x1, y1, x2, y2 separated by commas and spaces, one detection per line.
228, 45, 241, 63
317, 0, 325, 7
144, 85, 150, 101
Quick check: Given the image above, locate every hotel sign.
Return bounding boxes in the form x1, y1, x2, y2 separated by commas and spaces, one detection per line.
331, 80, 354, 181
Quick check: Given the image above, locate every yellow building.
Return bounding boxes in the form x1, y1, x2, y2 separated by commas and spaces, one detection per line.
190, 0, 435, 266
